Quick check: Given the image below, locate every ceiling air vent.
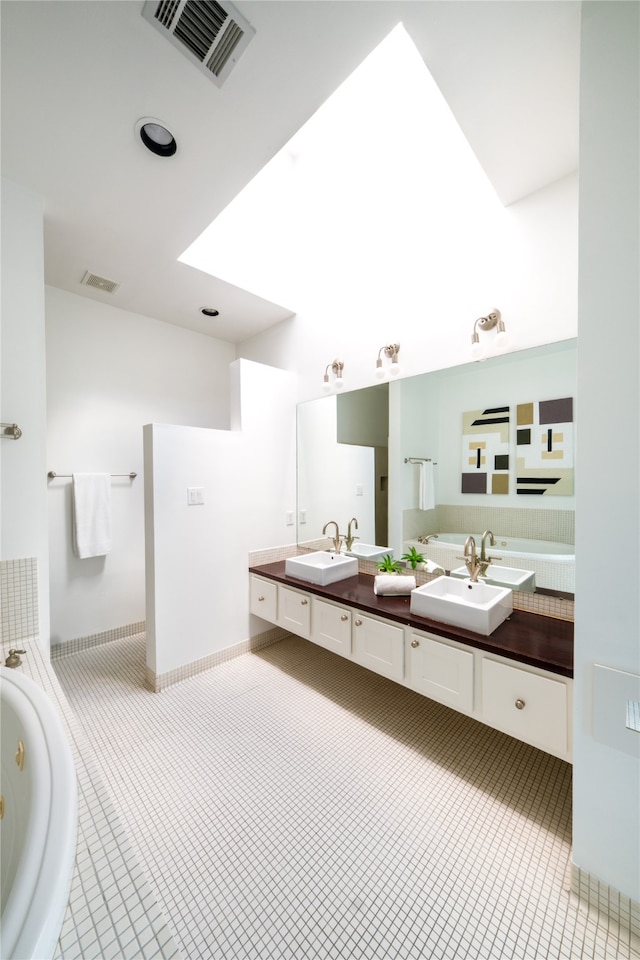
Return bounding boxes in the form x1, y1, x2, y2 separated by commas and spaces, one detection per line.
81, 271, 120, 294
142, 0, 255, 87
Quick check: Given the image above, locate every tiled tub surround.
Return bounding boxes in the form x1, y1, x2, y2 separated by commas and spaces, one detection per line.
54, 630, 639, 960
0, 637, 182, 960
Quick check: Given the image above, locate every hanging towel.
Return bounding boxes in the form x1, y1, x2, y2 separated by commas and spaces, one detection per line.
374, 574, 416, 596
418, 461, 435, 511
72, 473, 112, 558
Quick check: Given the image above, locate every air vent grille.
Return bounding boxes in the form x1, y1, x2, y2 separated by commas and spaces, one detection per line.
81, 271, 120, 294
143, 0, 255, 87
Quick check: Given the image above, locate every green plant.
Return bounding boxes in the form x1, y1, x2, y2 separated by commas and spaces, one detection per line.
377, 554, 403, 573
400, 546, 426, 570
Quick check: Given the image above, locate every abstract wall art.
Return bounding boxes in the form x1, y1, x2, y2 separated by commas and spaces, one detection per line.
516, 397, 574, 495
461, 406, 510, 495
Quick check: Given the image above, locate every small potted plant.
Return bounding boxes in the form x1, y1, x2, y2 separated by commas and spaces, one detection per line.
400, 545, 427, 570
377, 554, 403, 573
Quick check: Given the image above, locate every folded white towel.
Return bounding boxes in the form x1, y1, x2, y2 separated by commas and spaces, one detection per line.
72, 473, 112, 559
418, 461, 435, 511
423, 559, 445, 576
374, 574, 416, 596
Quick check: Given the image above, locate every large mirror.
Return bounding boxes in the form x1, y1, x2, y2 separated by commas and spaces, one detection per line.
297, 339, 577, 596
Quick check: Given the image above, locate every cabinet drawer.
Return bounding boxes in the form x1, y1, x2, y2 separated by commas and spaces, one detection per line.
250, 576, 277, 622
482, 658, 568, 758
311, 598, 352, 656
278, 585, 311, 639
408, 632, 474, 713
352, 613, 404, 683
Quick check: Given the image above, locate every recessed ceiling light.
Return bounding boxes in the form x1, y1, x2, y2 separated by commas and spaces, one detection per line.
201, 307, 220, 317
135, 117, 176, 157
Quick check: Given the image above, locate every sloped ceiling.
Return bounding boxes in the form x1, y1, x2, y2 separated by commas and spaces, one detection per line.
0, 1, 580, 343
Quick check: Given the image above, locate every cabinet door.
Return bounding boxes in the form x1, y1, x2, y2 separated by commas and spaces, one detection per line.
249, 576, 277, 623
352, 613, 404, 682
408, 632, 474, 714
482, 658, 569, 759
277, 585, 311, 639
311, 598, 352, 657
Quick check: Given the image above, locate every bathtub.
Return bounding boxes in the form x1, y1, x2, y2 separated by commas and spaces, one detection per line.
407, 532, 575, 593
1, 666, 77, 960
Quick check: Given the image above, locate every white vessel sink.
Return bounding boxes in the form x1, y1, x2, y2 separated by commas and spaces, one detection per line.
410, 576, 513, 635
346, 543, 393, 561
285, 551, 358, 586
451, 564, 536, 593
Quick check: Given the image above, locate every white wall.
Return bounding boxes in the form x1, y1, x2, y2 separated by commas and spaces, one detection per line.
46, 287, 236, 646
0, 179, 50, 646
238, 173, 578, 401
145, 360, 297, 678
573, 1, 639, 902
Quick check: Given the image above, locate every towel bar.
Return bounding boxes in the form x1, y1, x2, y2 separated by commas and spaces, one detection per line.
48, 471, 137, 479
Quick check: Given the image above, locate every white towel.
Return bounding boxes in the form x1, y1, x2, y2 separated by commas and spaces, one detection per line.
423, 559, 445, 576
72, 473, 112, 559
418, 461, 435, 511
374, 574, 416, 596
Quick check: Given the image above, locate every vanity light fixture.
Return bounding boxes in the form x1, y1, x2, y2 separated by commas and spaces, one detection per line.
471, 309, 507, 359
322, 359, 345, 392
375, 343, 401, 379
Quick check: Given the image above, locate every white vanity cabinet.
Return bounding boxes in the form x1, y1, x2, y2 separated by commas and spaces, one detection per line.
482, 657, 571, 759
407, 631, 475, 715
248, 572, 572, 762
250, 575, 278, 622
311, 597, 352, 657
277, 584, 312, 639
352, 612, 404, 683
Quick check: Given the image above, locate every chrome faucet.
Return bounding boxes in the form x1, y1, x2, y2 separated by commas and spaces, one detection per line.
458, 535, 482, 582
322, 520, 342, 554
345, 517, 359, 552
417, 533, 439, 545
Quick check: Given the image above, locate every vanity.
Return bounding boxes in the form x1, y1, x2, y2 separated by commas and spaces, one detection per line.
249, 562, 573, 764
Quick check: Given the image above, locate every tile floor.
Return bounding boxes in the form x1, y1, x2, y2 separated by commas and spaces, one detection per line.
55, 633, 636, 959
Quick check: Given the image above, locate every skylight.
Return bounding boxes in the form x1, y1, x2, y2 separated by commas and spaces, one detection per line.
179, 23, 504, 311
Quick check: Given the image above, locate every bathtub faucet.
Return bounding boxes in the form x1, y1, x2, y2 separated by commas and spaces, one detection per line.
5, 649, 26, 668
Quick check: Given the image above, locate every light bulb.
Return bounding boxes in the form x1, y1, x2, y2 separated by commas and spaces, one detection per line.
335, 377, 344, 390
471, 338, 483, 360
390, 361, 400, 377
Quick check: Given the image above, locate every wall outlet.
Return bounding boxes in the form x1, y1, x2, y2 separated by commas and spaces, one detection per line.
286, 511, 295, 526
299, 509, 307, 524
187, 487, 205, 505
356, 484, 364, 496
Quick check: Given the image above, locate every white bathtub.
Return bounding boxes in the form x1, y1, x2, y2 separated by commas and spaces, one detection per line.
1, 666, 77, 960
407, 532, 575, 593
420, 532, 574, 563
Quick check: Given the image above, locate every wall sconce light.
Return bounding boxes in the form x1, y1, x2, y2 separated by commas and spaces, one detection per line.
375, 343, 401, 379
322, 359, 345, 392
471, 309, 507, 359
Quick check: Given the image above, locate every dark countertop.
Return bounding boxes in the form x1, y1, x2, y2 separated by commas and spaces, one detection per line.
250, 562, 574, 678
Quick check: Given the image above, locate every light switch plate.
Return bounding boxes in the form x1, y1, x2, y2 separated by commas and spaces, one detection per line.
187, 487, 205, 505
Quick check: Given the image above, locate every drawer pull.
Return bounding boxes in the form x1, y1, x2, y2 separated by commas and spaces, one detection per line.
341, 614, 349, 622
411, 639, 420, 648
515, 698, 526, 710
257, 595, 265, 602
301, 598, 308, 606
355, 619, 363, 627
